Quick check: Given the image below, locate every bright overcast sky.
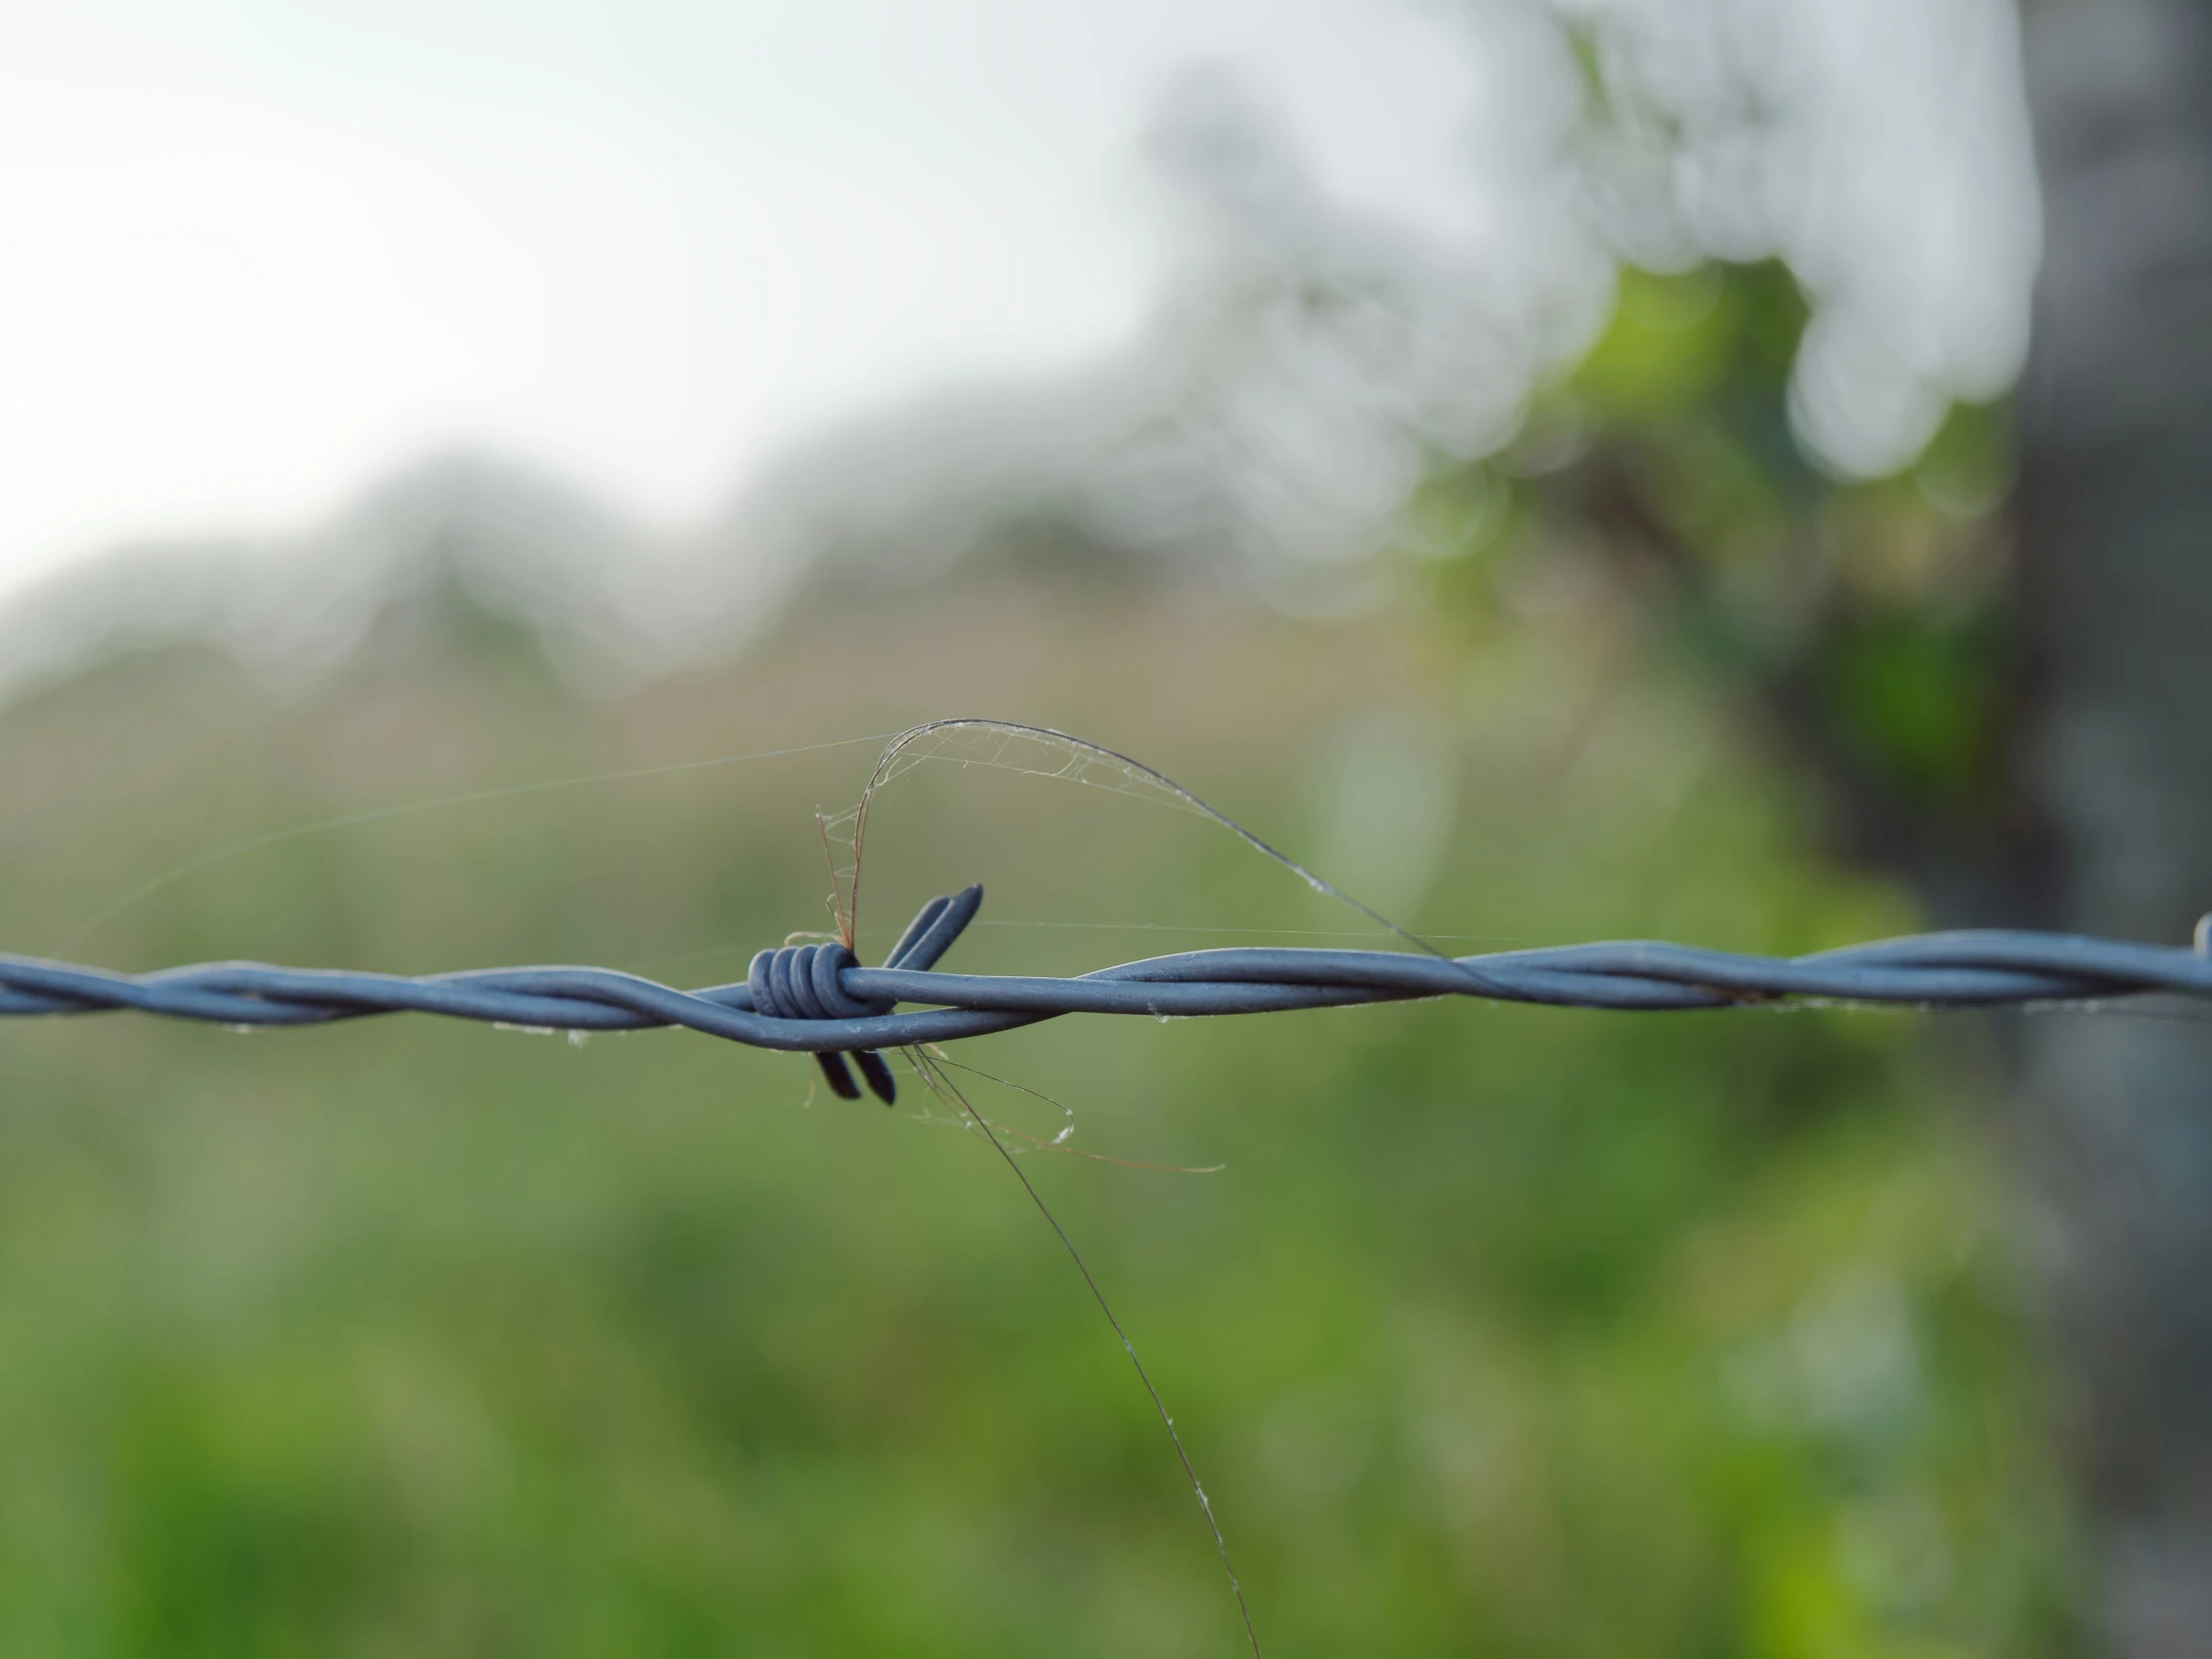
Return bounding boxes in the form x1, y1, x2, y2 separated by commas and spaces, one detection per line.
0, 0, 2039, 611
0, 0, 1495, 600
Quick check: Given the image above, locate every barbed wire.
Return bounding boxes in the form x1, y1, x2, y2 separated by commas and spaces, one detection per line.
7, 884, 2210, 1104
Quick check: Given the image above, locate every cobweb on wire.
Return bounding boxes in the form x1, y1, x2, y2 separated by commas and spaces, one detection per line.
899, 1043, 1263, 1659
818, 718, 1439, 960
906, 1047, 1227, 1175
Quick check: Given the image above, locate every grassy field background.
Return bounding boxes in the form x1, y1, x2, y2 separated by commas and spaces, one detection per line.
0, 569, 2072, 1656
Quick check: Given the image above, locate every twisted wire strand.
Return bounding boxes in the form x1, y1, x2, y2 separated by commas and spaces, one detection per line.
7, 888, 2212, 1072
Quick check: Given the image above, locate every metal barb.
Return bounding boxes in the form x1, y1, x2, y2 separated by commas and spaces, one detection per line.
743, 888, 986, 1103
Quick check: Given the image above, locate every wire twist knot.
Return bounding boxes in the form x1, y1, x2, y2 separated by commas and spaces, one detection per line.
747, 941, 892, 1023
743, 884, 986, 1104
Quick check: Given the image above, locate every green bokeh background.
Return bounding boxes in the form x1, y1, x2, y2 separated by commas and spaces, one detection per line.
0, 553, 2072, 1655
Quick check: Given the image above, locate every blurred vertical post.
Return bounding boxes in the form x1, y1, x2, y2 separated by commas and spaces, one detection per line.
2016, 1, 2212, 1652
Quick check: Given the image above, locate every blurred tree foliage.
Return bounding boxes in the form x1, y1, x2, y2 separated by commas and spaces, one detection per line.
1407, 258, 2036, 924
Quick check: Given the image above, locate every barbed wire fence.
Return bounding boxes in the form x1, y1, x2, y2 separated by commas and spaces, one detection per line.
7, 882, 2211, 1105
17, 718, 2209, 1093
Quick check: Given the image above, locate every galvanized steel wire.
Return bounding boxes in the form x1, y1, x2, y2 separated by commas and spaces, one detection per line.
8, 882, 2210, 1100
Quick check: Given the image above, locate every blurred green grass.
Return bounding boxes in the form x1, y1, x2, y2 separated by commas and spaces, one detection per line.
0, 573, 2072, 1656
